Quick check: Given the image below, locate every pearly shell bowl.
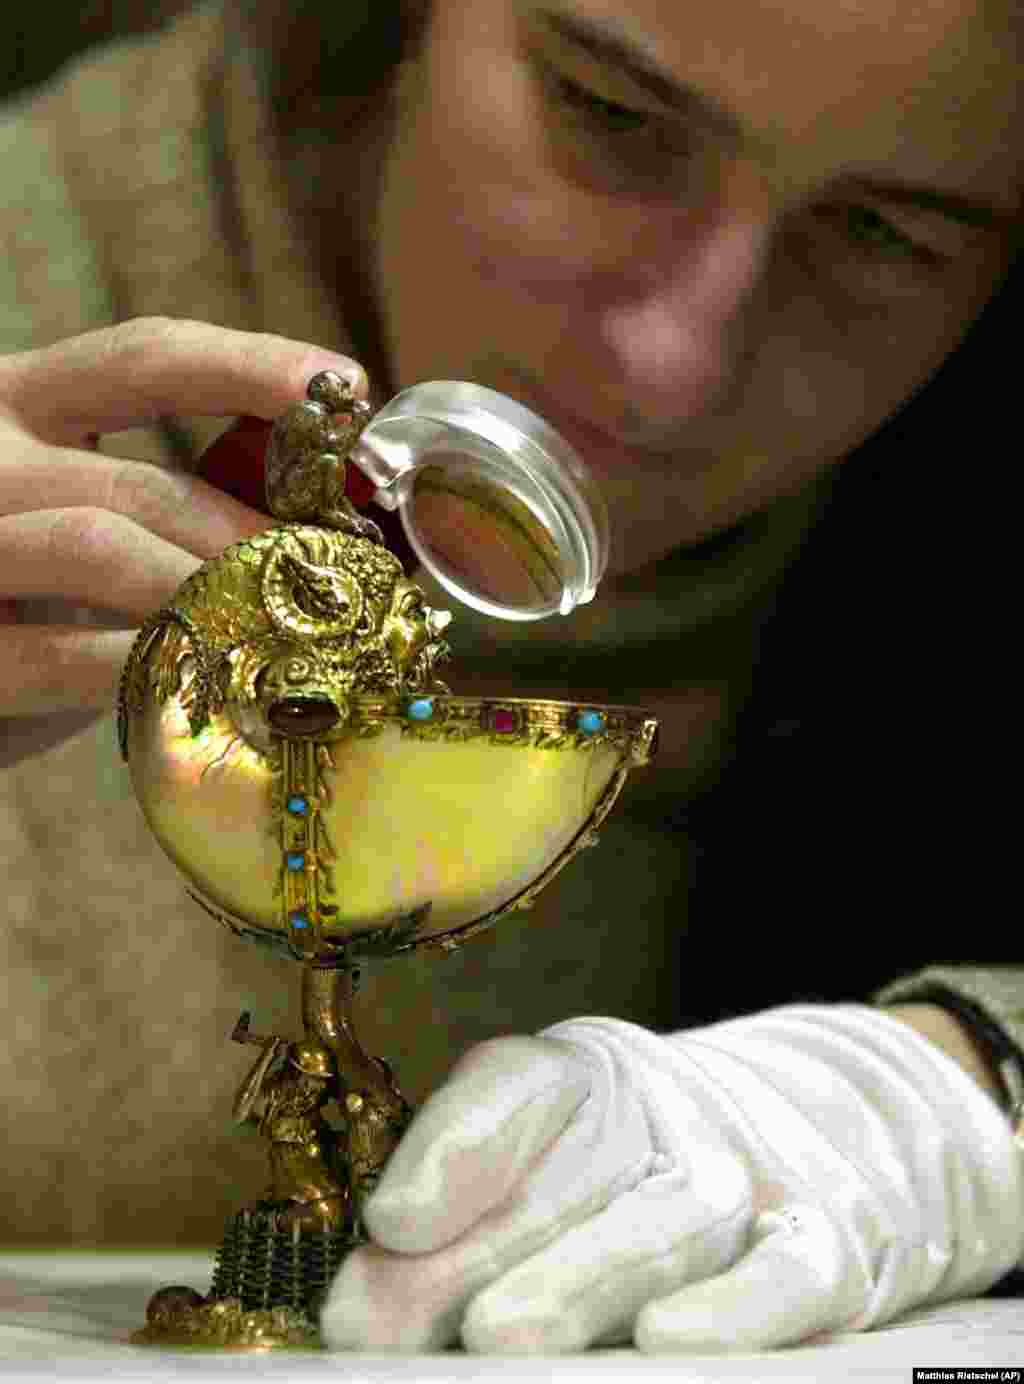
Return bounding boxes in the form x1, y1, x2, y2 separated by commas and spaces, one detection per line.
118, 522, 657, 964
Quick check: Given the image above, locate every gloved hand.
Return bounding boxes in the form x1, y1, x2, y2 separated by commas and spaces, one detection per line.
321, 1005, 1024, 1353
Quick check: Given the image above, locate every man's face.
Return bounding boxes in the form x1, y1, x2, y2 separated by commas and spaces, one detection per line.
371, 0, 1021, 578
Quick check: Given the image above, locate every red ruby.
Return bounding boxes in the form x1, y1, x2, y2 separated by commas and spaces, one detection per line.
492, 708, 518, 733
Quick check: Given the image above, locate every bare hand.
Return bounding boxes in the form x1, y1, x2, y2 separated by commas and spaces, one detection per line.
0, 317, 366, 766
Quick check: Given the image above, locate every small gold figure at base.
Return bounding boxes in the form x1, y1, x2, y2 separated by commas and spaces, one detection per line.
232, 1030, 351, 1236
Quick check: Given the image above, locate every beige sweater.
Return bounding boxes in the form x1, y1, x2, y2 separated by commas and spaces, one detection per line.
0, 2, 1019, 1248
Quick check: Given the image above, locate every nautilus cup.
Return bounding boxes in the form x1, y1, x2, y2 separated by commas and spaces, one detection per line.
119, 377, 657, 1352
118, 517, 657, 962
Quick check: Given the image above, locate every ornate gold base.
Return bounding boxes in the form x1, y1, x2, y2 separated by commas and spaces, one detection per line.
134, 1203, 362, 1350
132, 1287, 320, 1350
134, 962, 411, 1350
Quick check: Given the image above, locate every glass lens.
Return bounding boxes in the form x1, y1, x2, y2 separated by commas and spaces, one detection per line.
404, 459, 565, 617
352, 382, 609, 620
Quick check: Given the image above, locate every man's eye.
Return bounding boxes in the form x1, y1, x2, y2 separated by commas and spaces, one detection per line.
535, 60, 697, 187
551, 72, 651, 135
817, 203, 944, 267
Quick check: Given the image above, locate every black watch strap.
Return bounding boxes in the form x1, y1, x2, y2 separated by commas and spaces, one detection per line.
885, 982, 1024, 1136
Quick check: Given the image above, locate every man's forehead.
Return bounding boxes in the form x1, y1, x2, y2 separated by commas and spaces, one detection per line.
516, 0, 1020, 210
528, 0, 1000, 66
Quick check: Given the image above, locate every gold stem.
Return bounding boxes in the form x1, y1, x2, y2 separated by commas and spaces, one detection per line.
300, 964, 398, 1108
300, 962, 413, 1211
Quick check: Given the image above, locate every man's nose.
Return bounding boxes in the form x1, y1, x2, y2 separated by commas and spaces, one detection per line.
597, 212, 769, 421
267, 695, 341, 738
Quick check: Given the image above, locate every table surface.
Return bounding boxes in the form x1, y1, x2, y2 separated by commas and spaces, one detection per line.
1, 1251, 1022, 1382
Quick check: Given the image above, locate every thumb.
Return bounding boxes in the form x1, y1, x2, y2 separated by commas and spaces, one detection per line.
364, 1036, 592, 1255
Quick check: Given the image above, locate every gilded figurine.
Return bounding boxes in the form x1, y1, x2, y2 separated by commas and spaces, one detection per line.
233, 1034, 350, 1234
263, 369, 382, 541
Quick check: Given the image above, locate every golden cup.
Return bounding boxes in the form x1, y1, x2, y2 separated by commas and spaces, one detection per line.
118, 375, 658, 1349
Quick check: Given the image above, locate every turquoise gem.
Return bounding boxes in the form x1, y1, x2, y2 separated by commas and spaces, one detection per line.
407, 698, 435, 721
577, 710, 606, 735
289, 912, 309, 929
286, 853, 305, 872
287, 795, 308, 815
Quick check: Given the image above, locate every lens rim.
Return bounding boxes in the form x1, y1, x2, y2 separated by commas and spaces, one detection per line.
352, 382, 610, 620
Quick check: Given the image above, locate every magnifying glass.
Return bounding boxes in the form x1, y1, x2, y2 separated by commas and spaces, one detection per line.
349, 382, 609, 622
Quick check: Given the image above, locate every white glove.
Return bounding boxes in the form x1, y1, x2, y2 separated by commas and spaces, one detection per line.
320, 1004, 1024, 1353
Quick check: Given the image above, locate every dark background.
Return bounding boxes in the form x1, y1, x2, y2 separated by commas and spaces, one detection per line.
1, 0, 189, 103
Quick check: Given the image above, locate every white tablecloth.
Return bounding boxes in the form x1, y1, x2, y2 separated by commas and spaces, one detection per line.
1, 1251, 1022, 1382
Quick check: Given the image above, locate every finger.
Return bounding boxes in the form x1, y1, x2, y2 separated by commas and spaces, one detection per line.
460, 1139, 751, 1354
0, 625, 136, 715
635, 1204, 857, 1354
0, 510, 201, 619
0, 317, 367, 446
0, 708, 108, 770
323, 1142, 649, 1358
322, 1038, 653, 1352
0, 446, 271, 560
362, 1036, 593, 1255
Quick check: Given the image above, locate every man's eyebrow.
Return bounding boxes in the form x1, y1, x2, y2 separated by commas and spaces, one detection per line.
532, 6, 753, 152
531, 6, 1021, 234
